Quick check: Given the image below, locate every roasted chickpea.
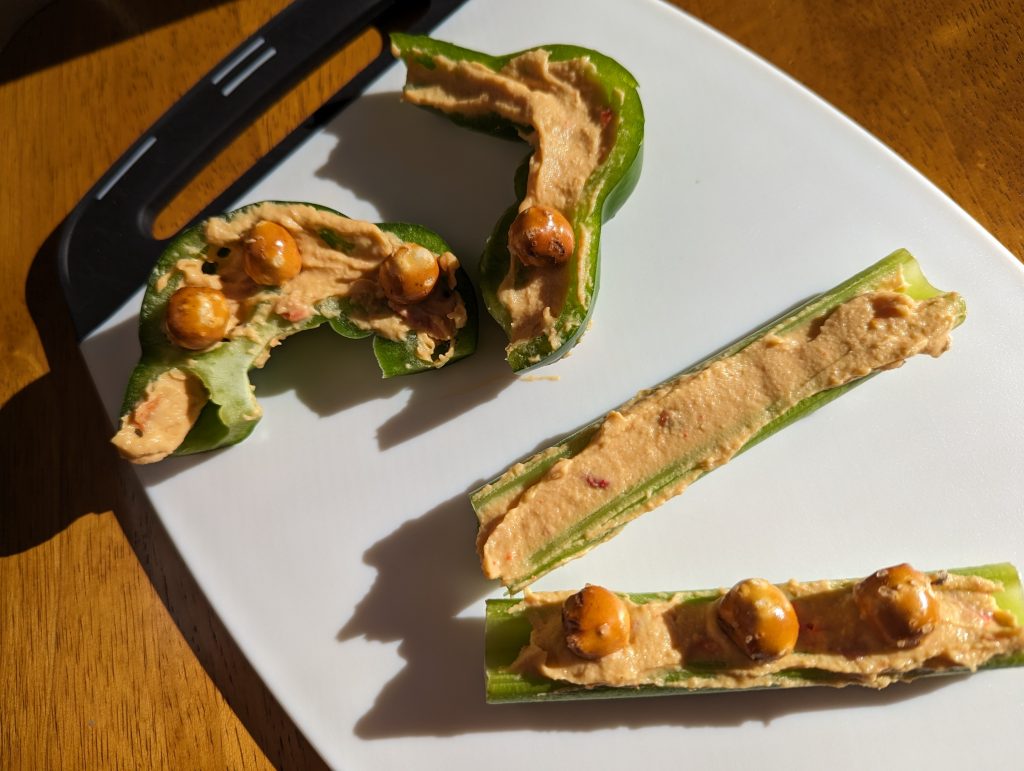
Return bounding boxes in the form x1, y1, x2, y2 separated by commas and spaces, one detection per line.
379, 244, 440, 304
562, 584, 631, 660
165, 286, 231, 350
853, 563, 938, 648
718, 578, 800, 661
244, 220, 302, 285
508, 205, 575, 268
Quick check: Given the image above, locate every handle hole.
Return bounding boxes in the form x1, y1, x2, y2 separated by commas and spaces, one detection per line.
151, 27, 382, 239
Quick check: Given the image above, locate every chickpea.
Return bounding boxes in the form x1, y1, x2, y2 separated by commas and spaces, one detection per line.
244, 220, 302, 285
562, 584, 631, 660
853, 563, 938, 648
507, 205, 575, 268
165, 286, 231, 350
379, 244, 440, 304
717, 578, 799, 661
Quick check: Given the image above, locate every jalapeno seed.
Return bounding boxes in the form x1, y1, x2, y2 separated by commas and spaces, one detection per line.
166, 286, 231, 350
244, 220, 302, 285
718, 578, 800, 661
508, 205, 575, 268
854, 563, 938, 648
379, 243, 440, 304
562, 584, 631, 660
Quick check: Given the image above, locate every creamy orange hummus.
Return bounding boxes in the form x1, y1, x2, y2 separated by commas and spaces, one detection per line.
477, 286, 962, 585
399, 48, 616, 345
111, 368, 207, 464
198, 202, 466, 351
111, 202, 467, 464
512, 573, 1024, 690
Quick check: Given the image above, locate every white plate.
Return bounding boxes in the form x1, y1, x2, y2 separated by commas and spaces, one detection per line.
81, 0, 1024, 768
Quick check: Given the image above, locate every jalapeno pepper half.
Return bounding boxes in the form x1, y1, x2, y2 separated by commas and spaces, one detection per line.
391, 34, 644, 371
111, 201, 477, 464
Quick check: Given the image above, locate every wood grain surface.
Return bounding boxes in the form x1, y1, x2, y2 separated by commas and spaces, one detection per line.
1, 1, 1021, 768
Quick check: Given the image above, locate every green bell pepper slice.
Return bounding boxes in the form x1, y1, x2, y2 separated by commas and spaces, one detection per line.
391, 33, 644, 371
485, 563, 1024, 703
471, 250, 966, 592
115, 201, 477, 460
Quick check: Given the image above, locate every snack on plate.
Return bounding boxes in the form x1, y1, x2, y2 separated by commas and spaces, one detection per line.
484, 563, 1024, 703
112, 201, 477, 464
472, 250, 966, 591
391, 34, 644, 371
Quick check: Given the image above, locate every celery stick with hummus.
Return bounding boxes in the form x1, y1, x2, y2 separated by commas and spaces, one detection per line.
485, 563, 1024, 703
112, 201, 477, 464
391, 34, 644, 372
472, 250, 965, 591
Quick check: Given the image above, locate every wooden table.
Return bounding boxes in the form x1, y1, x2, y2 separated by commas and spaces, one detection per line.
2, 1, 1021, 767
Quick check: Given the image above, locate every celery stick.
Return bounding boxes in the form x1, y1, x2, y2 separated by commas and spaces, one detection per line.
485, 563, 1024, 703
472, 250, 967, 592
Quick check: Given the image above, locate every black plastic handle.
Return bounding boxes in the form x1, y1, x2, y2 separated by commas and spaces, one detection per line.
58, 0, 467, 339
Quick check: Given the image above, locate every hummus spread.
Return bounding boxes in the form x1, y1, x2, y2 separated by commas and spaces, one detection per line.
199, 202, 466, 346
477, 287, 962, 585
111, 368, 207, 464
510, 573, 1024, 690
112, 202, 467, 464
400, 48, 615, 344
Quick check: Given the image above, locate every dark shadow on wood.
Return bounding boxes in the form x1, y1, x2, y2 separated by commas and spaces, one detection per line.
0, 225, 329, 770
0, 0, 233, 85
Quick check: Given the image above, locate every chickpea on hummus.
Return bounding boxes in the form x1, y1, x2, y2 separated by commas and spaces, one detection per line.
112, 201, 476, 464
484, 563, 1024, 701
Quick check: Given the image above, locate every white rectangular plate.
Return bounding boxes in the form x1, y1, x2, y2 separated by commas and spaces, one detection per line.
81, 0, 1024, 768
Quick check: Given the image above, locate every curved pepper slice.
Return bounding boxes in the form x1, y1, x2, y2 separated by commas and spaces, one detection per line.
111, 201, 477, 463
391, 34, 644, 371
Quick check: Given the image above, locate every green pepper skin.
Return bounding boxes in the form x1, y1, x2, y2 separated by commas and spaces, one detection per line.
119, 201, 477, 458
472, 250, 967, 592
391, 34, 644, 372
485, 563, 1024, 703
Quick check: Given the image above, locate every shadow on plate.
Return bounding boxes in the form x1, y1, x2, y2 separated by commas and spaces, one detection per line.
247, 314, 518, 452
338, 484, 958, 739
315, 91, 528, 276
